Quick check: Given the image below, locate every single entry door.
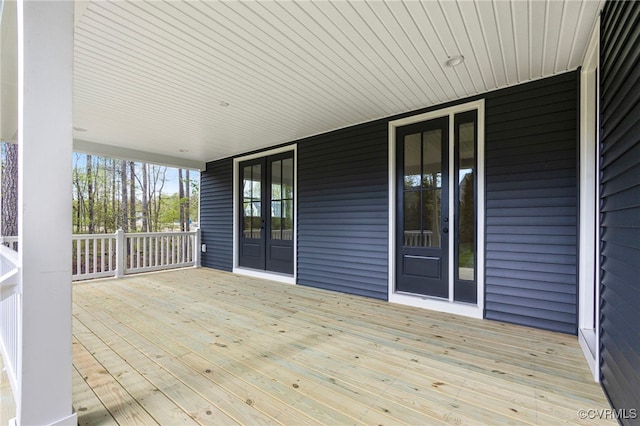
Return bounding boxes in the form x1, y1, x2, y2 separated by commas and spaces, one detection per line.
396, 117, 449, 298
239, 152, 294, 274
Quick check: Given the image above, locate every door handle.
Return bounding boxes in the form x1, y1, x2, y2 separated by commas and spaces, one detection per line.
443, 228, 449, 233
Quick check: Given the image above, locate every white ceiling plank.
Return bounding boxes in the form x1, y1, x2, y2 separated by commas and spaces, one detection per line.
437, 0, 483, 95
571, 0, 605, 70
402, 1, 464, 100
419, 0, 475, 98
326, 1, 420, 110
456, 1, 498, 90
130, 1, 359, 122
555, 0, 585, 72
475, 0, 507, 88
364, 1, 437, 106
510, 0, 530, 83
493, 1, 519, 85
528, 0, 547, 79
543, 0, 565, 76
71, 0, 604, 162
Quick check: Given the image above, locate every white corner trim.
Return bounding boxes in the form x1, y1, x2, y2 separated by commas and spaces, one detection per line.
232, 144, 297, 283
388, 99, 485, 319
578, 17, 600, 383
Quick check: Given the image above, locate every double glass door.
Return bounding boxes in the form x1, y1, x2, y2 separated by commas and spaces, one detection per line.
239, 152, 294, 274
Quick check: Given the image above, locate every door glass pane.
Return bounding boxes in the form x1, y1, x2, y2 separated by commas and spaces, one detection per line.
243, 165, 261, 239
252, 164, 261, 197
271, 160, 282, 199
423, 130, 442, 189
271, 200, 282, 239
457, 121, 475, 281
243, 166, 252, 198
282, 158, 294, 198
403, 191, 420, 246
283, 199, 293, 240
404, 133, 421, 189
422, 189, 441, 247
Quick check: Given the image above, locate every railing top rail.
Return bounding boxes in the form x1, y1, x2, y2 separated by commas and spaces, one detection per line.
123, 231, 197, 238
72, 230, 198, 239
72, 233, 117, 239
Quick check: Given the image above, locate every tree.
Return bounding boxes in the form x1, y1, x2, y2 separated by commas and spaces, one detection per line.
178, 168, 184, 231
129, 161, 136, 232
120, 159, 128, 232
87, 154, 95, 233
140, 163, 149, 232
70, 154, 192, 233
1, 142, 18, 237
185, 169, 190, 231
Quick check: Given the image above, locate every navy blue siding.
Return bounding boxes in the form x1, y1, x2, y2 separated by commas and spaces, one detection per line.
199, 74, 581, 334
297, 123, 389, 300
599, 1, 640, 421
200, 158, 233, 271
484, 72, 579, 334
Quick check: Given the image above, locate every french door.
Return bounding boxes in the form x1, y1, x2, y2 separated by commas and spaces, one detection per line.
396, 117, 449, 297
239, 152, 294, 274
396, 111, 478, 302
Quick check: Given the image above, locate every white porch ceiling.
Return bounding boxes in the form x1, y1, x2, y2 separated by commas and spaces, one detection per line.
73, 0, 603, 168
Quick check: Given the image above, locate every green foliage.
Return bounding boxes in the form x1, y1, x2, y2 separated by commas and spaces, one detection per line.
72, 153, 199, 234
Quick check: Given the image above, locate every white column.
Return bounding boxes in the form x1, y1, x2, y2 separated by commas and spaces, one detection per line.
17, 1, 76, 425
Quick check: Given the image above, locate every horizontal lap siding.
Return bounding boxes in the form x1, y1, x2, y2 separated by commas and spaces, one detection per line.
599, 1, 640, 421
484, 73, 578, 334
200, 158, 233, 271
297, 124, 389, 300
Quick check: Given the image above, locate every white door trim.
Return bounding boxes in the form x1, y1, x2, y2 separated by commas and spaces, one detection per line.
232, 145, 297, 285
579, 19, 600, 382
388, 100, 485, 318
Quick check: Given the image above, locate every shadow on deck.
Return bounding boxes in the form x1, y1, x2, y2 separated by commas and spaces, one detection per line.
71, 268, 612, 425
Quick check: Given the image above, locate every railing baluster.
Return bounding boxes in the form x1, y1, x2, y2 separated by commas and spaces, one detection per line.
84, 238, 89, 275
92, 237, 97, 274
143, 236, 147, 268
136, 236, 141, 268
108, 237, 113, 272
75, 239, 80, 276
129, 237, 134, 269
100, 238, 105, 273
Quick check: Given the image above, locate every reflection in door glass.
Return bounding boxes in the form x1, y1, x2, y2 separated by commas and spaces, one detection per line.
457, 121, 475, 281
270, 157, 294, 241
403, 130, 442, 247
242, 164, 262, 239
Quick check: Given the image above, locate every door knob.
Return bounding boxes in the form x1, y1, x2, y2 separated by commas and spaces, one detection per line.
443, 228, 449, 233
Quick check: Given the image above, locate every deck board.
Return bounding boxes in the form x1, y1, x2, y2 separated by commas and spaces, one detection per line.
72, 268, 614, 425
0, 350, 16, 426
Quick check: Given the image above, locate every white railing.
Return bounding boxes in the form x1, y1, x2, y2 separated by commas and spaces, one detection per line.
0, 243, 21, 408
72, 229, 201, 281
1, 235, 19, 251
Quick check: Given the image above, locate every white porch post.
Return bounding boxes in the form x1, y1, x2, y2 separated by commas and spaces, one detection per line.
17, 1, 76, 425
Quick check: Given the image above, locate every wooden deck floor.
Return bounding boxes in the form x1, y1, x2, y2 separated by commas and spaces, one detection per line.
70, 268, 613, 425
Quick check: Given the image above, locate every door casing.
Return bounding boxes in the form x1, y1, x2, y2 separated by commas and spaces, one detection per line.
233, 145, 298, 284
388, 100, 485, 319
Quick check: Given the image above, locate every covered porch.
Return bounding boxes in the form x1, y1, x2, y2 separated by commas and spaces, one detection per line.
5, 268, 612, 425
